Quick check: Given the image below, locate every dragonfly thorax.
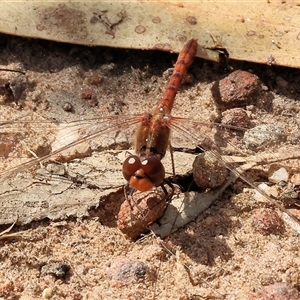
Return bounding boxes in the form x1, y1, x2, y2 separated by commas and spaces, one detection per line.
135, 114, 171, 160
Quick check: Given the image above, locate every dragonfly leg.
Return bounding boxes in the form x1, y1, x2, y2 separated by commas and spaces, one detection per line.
168, 142, 177, 183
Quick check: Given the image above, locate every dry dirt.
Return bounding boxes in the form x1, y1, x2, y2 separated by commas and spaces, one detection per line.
0, 34, 300, 300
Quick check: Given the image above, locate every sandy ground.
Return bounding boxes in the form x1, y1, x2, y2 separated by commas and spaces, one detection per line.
0, 34, 299, 299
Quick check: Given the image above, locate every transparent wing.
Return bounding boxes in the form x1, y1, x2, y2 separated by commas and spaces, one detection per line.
169, 116, 300, 180
0, 112, 143, 225
151, 115, 300, 237
0, 113, 143, 175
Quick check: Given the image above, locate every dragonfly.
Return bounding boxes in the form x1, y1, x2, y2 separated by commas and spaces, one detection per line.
0, 39, 299, 239
121, 39, 197, 194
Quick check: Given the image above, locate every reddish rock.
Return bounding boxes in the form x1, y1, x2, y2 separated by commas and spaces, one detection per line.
251, 208, 285, 235
221, 107, 250, 128
107, 257, 148, 287
248, 282, 299, 300
212, 70, 261, 107
118, 188, 168, 240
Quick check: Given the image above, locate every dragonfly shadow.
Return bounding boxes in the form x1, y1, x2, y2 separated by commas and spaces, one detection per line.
88, 188, 125, 228
164, 195, 237, 266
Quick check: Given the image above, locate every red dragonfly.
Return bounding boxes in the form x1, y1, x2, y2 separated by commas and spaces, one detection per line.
0, 39, 299, 238
122, 39, 197, 192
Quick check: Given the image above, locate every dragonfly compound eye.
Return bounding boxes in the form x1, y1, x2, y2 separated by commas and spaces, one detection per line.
140, 156, 165, 187
122, 155, 165, 191
122, 155, 142, 181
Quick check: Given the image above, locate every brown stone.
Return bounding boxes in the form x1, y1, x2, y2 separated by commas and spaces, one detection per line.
221, 107, 250, 128
212, 70, 261, 107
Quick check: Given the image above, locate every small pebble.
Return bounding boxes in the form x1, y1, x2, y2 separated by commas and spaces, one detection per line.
248, 282, 299, 300
243, 124, 286, 150
251, 208, 285, 235
41, 262, 70, 280
221, 108, 250, 127
212, 70, 261, 107
254, 183, 279, 201
107, 257, 148, 287
192, 152, 228, 189
42, 287, 53, 299
62, 101, 74, 112
268, 167, 289, 184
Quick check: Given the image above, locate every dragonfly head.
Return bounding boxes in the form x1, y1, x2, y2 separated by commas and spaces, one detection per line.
122, 155, 165, 192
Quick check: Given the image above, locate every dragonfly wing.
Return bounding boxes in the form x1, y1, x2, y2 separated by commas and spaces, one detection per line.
0, 113, 142, 225
152, 116, 300, 235
0, 113, 142, 176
